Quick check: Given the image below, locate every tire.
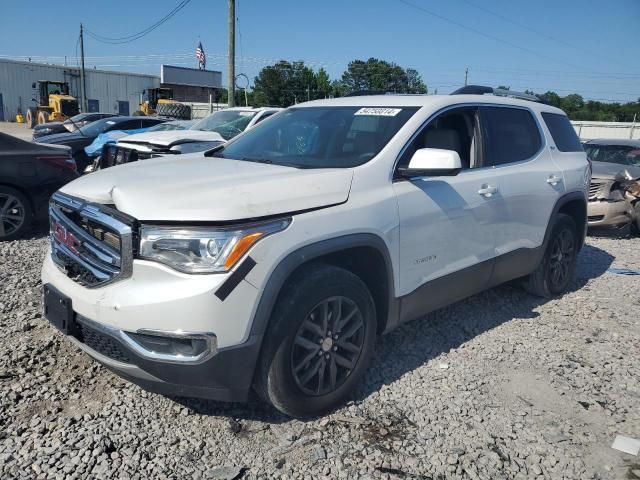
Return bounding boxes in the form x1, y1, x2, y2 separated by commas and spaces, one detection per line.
631, 202, 640, 236
524, 214, 578, 298
0, 186, 33, 241
37, 110, 49, 125
255, 264, 377, 418
26, 107, 37, 128
156, 102, 191, 120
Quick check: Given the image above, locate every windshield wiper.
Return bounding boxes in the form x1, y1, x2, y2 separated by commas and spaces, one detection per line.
241, 157, 273, 164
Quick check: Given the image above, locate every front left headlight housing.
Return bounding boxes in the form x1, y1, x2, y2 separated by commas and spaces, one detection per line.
139, 218, 290, 273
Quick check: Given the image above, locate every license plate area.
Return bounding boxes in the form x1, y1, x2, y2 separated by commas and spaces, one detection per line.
43, 284, 76, 336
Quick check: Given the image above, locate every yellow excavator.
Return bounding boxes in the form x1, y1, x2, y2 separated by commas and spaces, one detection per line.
136, 87, 191, 119
26, 81, 79, 128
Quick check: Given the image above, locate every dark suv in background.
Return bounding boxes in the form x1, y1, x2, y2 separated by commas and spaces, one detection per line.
32, 113, 118, 140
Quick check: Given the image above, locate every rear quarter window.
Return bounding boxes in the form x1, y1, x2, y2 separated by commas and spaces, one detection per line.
482, 107, 542, 166
541, 112, 583, 152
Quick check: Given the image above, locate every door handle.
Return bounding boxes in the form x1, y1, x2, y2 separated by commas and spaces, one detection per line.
547, 174, 563, 186
478, 184, 498, 197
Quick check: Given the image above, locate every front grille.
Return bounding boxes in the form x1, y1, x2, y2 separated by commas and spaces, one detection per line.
49, 192, 133, 288
76, 320, 131, 363
100, 145, 141, 169
588, 180, 607, 199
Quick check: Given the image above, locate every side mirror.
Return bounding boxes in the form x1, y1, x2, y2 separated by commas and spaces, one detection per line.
399, 148, 462, 177
31, 82, 36, 89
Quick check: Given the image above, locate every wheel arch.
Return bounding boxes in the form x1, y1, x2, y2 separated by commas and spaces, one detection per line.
545, 191, 587, 251
249, 233, 398, 340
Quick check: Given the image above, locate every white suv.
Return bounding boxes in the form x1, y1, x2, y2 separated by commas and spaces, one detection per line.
42, 90, 589, 418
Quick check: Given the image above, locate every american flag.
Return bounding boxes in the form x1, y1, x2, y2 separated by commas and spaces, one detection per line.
196, 42, 206, 70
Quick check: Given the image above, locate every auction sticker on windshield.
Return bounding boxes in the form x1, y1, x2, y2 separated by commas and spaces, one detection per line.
354, 107, 402, 116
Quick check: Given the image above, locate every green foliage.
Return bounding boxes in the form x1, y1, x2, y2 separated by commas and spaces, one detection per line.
339, 58, 426, 94
537, 91, 639, 121
252, 60, 327, 107
245, 59, 638, 121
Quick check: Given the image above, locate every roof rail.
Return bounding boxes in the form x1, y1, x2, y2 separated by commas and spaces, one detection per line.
451, 85, 541, 102
344, 90, 390, 97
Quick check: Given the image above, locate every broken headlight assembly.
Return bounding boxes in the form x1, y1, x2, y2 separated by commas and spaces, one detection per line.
138, 219, 291, 273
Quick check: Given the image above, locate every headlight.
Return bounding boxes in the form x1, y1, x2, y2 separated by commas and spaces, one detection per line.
139, 219, 290, 273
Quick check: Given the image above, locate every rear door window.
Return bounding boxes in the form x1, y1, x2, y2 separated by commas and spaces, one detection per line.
481, 107, 542, 166
541, 112, 583, 152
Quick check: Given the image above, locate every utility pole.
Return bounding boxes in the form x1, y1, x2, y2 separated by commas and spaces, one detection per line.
79, 23, 87, 113
464, 67, 469, 86
227, 0, 235, 107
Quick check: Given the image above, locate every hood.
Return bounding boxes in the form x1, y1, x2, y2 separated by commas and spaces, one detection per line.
36, 130, 85, 144
34, 121, 64, 131
591, 161, 640, 180
117, 130, 225, 147
60, 154, 353, 221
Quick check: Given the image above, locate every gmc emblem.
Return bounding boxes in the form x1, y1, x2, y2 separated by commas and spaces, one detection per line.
52, 221, 80, 255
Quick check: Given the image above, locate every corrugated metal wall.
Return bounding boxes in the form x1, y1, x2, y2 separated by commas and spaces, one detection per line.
0, 59, 159, 120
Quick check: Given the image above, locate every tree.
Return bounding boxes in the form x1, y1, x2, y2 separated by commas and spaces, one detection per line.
252, 60, 313, 107
253, 61, 334, 107
540, 91, 561, 108
561, 94, 585, 114
406, 68, 427, 94
338, 58, 427, 94
315, 68, 331, 99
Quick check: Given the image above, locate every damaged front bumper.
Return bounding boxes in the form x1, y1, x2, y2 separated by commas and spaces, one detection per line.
587, 199, 633, 229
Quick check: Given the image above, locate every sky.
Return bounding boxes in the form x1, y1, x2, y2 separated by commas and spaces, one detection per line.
1, 0, 639, 102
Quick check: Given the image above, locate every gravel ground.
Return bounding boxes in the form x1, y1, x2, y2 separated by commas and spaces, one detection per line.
0, 122, 33, 141
1, 232, 639, 480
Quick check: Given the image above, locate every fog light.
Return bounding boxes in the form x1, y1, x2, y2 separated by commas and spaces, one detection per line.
121, 330, 216, 363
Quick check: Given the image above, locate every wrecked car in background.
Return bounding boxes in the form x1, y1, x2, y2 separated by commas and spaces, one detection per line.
93, 107, 281, 170
584, 139, 640, 234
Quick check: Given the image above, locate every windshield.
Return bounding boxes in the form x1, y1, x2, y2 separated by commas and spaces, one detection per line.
63, 113, 90, 126
147, 120, 193, 132
213, 106, 418, 168
192, 110, 258, 140
585, 144, 640, 167
78, 118, 119, 137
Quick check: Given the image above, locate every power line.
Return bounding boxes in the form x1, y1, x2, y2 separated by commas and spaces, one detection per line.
84, 0, 191, 45
394, 0, 583, 69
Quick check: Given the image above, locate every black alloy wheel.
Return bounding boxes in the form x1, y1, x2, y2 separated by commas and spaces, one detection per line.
0, 191, 28, 240
548, 227, 575, 291
291, 296, 365, 396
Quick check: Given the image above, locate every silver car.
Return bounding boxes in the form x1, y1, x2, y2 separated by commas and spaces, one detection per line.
584, 139, 640, 233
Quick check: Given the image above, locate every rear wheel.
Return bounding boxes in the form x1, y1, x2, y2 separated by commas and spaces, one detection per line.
255, 264, 377, 418
524, 214, 577, 297
0, 187, 32, 241
37, 110, 49, 125
26, 107, 37, 128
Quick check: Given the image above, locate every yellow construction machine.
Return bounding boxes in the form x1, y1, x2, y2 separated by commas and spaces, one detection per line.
26, 81, 79, 128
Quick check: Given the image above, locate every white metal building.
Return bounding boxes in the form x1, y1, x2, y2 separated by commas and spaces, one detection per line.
0, 58, 160, 121
571, 120, 639, 141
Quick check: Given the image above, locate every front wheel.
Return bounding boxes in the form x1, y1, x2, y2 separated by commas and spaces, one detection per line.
255, 264, 377, 418
524, 214, 578, 298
